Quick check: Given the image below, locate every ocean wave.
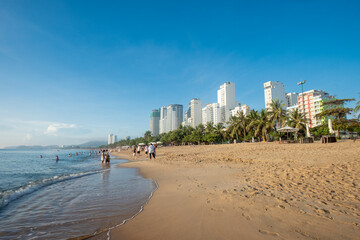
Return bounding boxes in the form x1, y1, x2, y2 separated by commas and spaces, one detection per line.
0, 169, 106, 210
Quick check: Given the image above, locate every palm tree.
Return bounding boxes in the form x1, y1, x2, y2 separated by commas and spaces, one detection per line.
227, 115, 241, 140
205, 122, 214, 134
354, 94, 360, 119
248, 109, 272, 142
267, 99, 287, 130
288, 109, 307, 139
214, 123, 224, 142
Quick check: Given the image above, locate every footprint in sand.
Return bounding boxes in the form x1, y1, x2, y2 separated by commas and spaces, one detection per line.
258, 229, 280, 237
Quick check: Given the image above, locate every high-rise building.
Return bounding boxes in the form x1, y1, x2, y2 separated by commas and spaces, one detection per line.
230, 104, 251, 117
108, 133, 114, 145
160, 104, 183, 133
286, 92, 298, 107
186, 98, 203, 128
112, 135, 117, 144
202, 103, 221, 125
217, 82, 236, 122
150, 109, 160, 136
298, 90, 331, 128
159, 106, 167, 134
264, 81, 287, 109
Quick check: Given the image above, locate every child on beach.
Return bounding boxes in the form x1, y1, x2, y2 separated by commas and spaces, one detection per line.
137, 145, 141, 156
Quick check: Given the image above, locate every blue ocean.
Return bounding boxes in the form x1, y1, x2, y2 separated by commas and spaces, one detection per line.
0, 149, 157, 239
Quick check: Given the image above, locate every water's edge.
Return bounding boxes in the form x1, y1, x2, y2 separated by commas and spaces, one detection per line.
77, 158, 159, 240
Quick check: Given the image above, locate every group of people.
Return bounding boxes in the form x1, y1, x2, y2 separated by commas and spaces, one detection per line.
132, 143, 156, 159
100, 149, 111, 164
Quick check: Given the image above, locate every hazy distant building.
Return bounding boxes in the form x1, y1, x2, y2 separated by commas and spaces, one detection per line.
108, 133, 115, 145
264, 81, 287, 109
150, 109, 160, 136
298, 90, 331, 128
112, 135, 117, 144
217, 82, 236, 123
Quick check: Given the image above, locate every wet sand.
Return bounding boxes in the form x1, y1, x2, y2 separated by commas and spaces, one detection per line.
111, 141, 360, 239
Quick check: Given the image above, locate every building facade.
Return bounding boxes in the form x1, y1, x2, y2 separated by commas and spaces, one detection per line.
150, 109, 160, 136
159, 104, 183, 133
187, 98, 203, 128
217, 82, 236, 123
159, 106, 167, 134
230, 104, 250, 117
298, 90, 331, 128
264, 81, 287, 109
286, 92, 298, 107
108, 133, 116, 145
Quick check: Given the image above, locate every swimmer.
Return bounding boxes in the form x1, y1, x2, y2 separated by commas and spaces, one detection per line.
40, 155, 42, 158
56, 155, 59, 161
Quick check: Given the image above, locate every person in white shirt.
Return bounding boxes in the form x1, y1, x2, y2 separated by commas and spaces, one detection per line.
137, 145, 141, 156
148, 143, 156, 159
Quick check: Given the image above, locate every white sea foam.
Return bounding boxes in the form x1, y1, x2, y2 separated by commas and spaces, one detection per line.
0, 169, 105, 210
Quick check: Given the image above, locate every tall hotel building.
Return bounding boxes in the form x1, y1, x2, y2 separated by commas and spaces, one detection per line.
159, 104, 183, 133
298, 90, 331, 128
184, 98, 203, 128
108, 133, 117, 144
202, 103, 221, 125
150, 109, 160, 136
217, 82, 236, 122
264, 81, 287, 109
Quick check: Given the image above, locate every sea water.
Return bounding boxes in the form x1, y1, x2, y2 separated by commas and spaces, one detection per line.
0, 149, 157, 239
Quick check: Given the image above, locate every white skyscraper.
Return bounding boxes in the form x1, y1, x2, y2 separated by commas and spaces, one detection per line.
217, 82, 236, 123
187, 98, 203, 128
202, 103, 221, 125
230, 104, 250, 117
264, 81, 287, 109
286, 92, 298, 107
159, 106, 167, 134
111, 135, 117, 144
161, 104, 183, 133
108, 133, 114, 145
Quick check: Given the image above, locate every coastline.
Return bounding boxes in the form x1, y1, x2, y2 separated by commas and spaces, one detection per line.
110, 141, 360, 239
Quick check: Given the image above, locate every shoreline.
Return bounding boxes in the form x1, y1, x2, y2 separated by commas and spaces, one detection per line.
110, 141, 360, 239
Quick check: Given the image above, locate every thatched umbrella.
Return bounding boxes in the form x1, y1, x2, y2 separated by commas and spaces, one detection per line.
277, 126, 299, 140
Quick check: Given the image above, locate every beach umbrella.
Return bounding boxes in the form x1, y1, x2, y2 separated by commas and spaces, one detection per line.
328, 118, 335, 135
138, 143, 145, 146
277, 126, 299, 140
156, 141, 162, 144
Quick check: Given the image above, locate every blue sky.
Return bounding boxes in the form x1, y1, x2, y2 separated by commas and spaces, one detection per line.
0, 0, 359, 147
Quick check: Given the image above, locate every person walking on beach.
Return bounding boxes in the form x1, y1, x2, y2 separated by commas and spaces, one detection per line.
132, 146, 137, 159
144, 145, 149, 158
149, 143, 156, 159
137, 145, 141, 156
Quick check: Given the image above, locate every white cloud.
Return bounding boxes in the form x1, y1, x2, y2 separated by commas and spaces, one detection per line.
44, 123, 76, 135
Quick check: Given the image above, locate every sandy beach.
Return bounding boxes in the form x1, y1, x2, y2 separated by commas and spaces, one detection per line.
110, 141, 360, 239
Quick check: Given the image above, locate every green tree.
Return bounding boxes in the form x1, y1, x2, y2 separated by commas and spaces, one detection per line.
267, 99, 287, 130
248, 109, 273, 141
288, 109, 307, 139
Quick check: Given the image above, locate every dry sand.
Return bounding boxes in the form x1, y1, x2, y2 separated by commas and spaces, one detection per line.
110, 141, 360, 240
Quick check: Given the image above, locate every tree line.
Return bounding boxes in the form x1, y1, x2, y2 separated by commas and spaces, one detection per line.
107, 97, 360, 147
